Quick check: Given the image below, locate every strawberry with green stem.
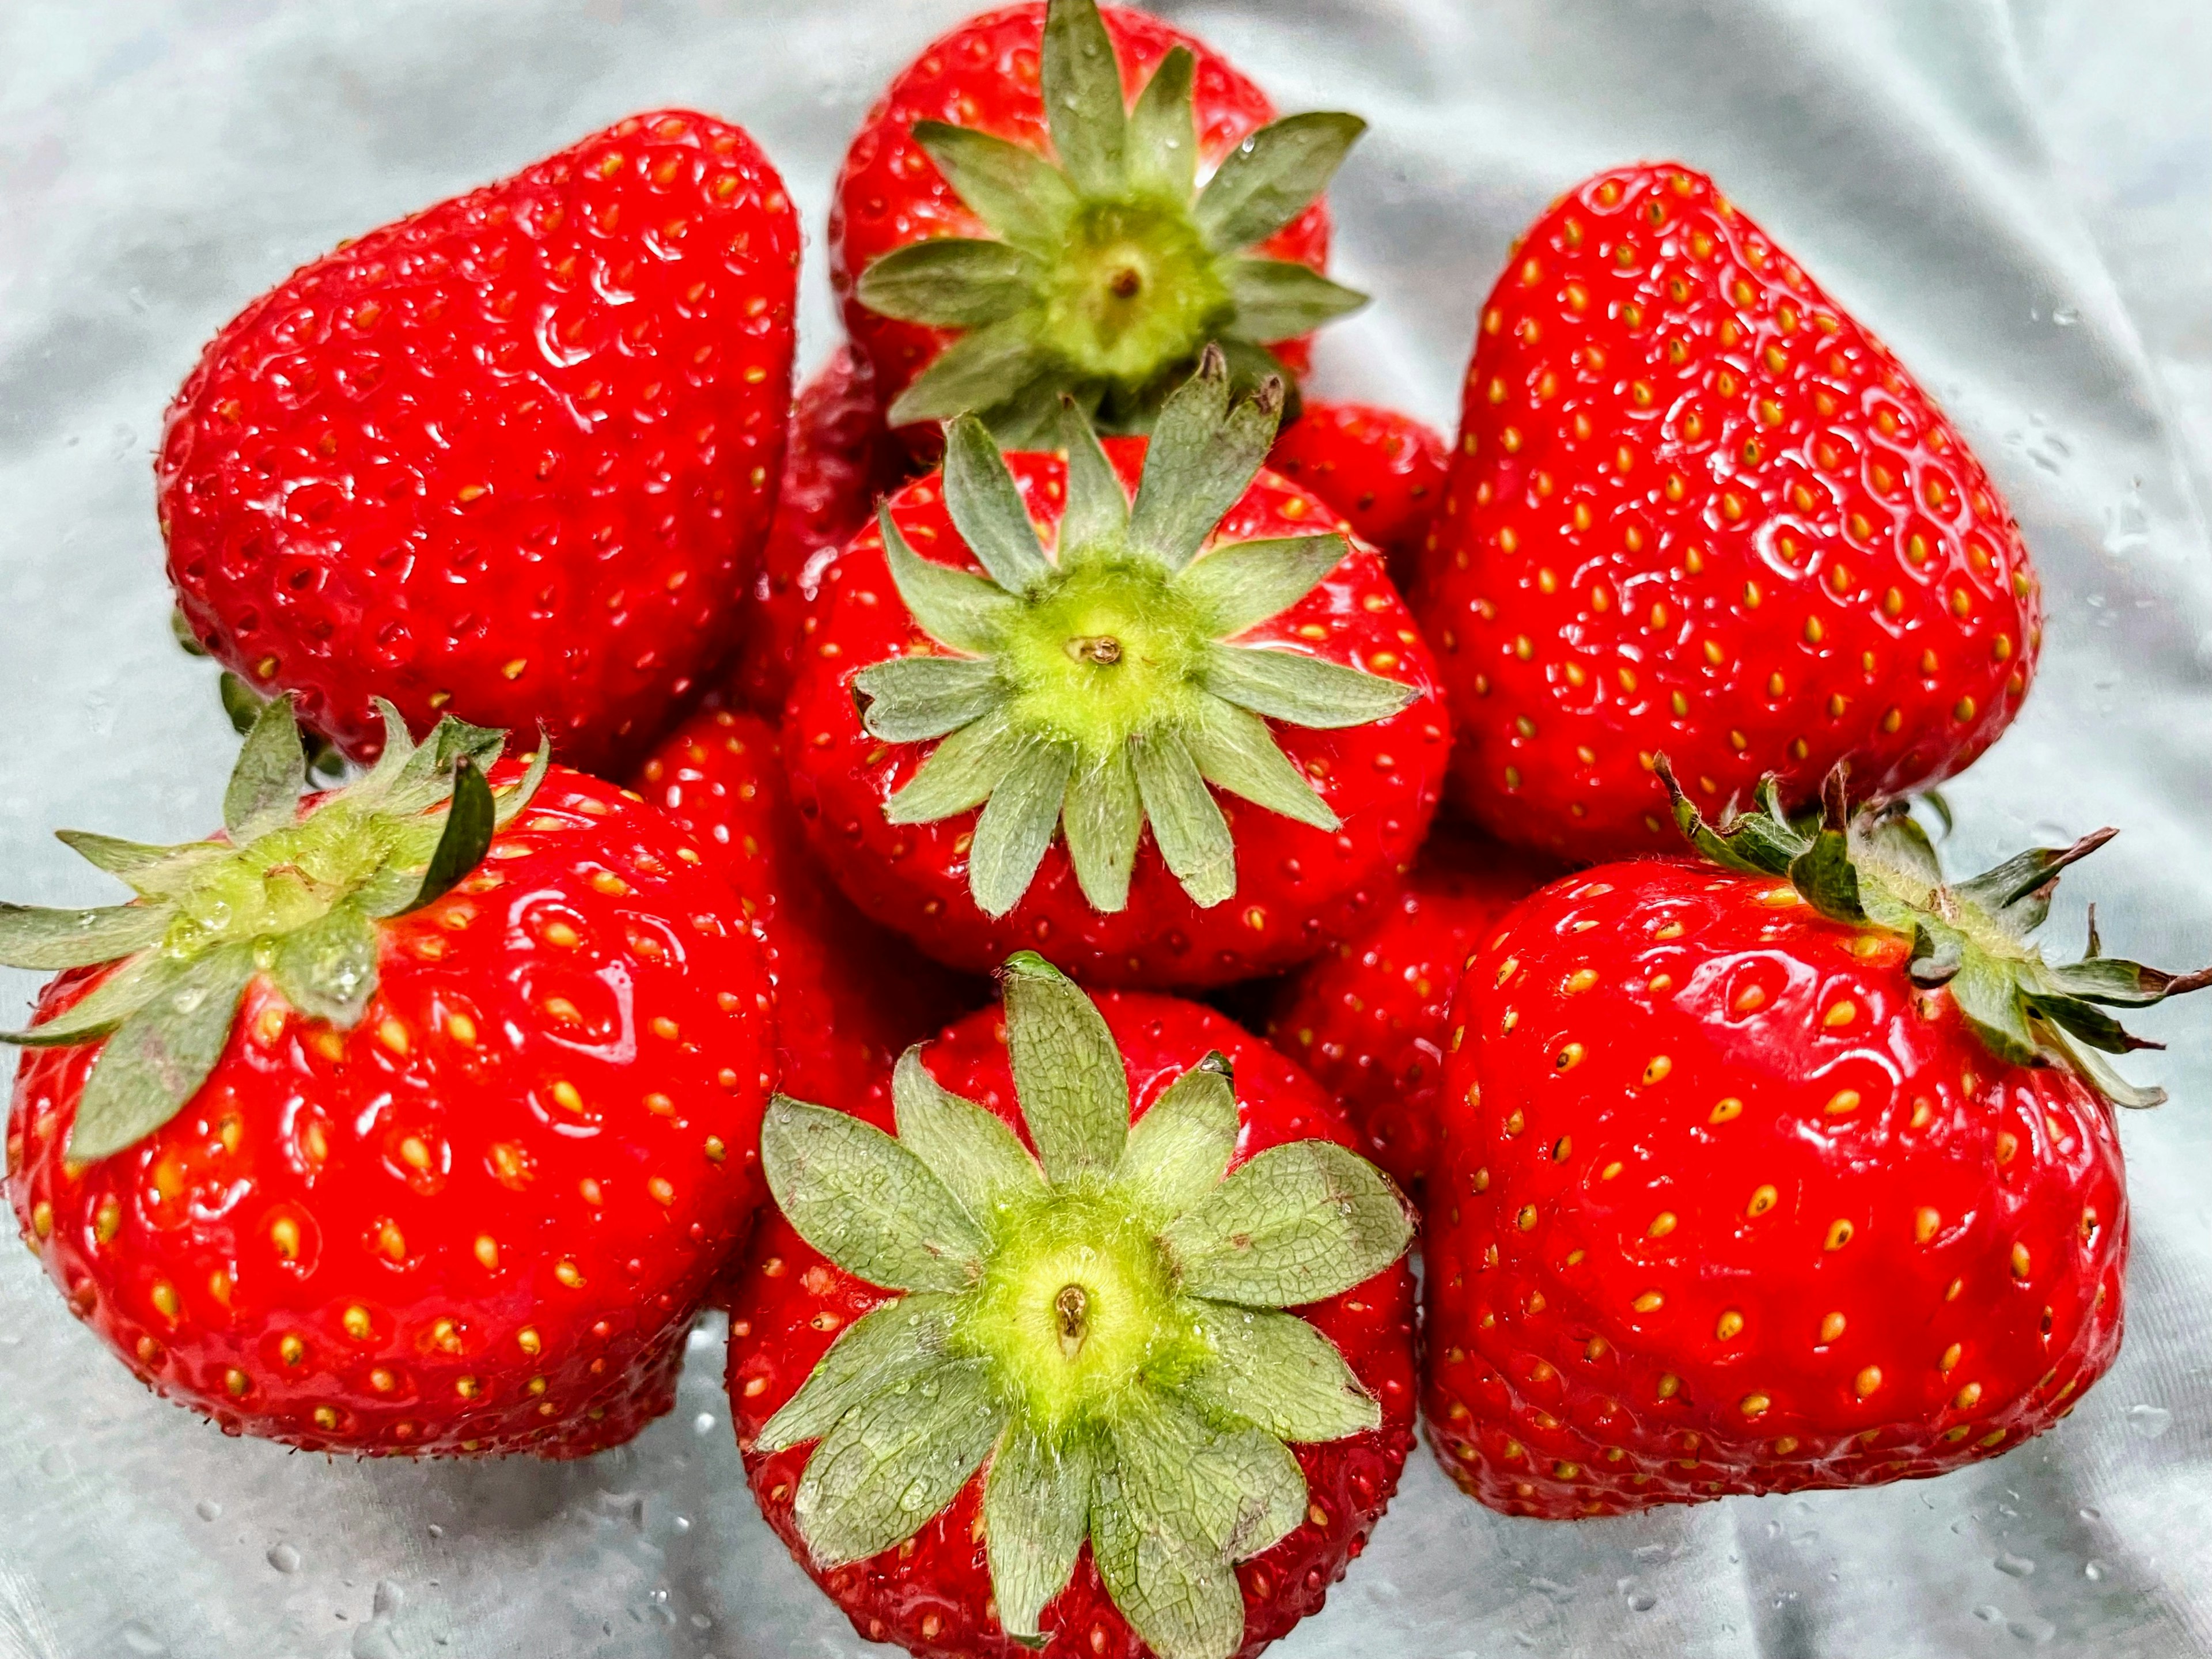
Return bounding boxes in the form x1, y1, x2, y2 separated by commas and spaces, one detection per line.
837, 0, 1365, 442
1421, 767, 2209, 1516
4, 699, 773, 1455
781, 349, 1448, 987
730, 953, 1415, 1659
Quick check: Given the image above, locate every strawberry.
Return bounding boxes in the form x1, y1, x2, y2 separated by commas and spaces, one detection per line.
2, 700, 773, 1457
1414, 162, 2041, 861
1421, 771, 2208, 1516
161, 111, 800, 778
634, 703, 979, 1119
727, 953, 1415, 1659
1266, 823, 1559, 1190
734, 345, 921, 718
1264, 401, 1448, 587
832, 0, 1364, 442
779, 351, 1449, 989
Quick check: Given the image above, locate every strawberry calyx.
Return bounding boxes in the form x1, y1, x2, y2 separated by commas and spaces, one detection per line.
756, 952, 1411, 1659
0, 698, 548, 1161
1660, 761, 2212, 1110
858, 0, 1366, 441
853, 348, 1418, 921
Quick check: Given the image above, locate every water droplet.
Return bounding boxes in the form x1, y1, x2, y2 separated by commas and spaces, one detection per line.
119, 1623, 168, 1657
427, 1523, 445, 1539
2128, 1403, 2172, 1439
1528, 1577, 1575, 1603
372, 1580, 404, 1618
2085, 1560, 2105, 1581
2009, 1615, 2056, 1644
1975, 1604, 2003, 1623
2053, 308, 2079, 327
1628, 1591, 1658, 1613
2080, 1505, 2103, 1522
693, 1411, 717, 1436
267, 1542, 303, 1574
596, 1490, 647, 1529
351, 1628, 403, 1659
195, 1498, 222, 1521
1995, 1552, 2035, 1577
672, 1514, 692, 1534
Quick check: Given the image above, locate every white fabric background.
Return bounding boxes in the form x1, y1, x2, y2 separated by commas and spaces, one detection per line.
1, 1, 2208, 1653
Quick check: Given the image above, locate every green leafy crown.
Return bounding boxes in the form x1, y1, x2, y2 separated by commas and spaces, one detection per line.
859, 0, 1368, 441
0, 698, 546, 1160
757, 952, 1412, 1659
853, 347, 1418, 921
1662, 762, 2211, 1109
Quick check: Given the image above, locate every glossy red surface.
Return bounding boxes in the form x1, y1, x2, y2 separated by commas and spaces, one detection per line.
726, 991, 1415, 1659
1415, 163, 2041, 861
161, 111, 799, 778
828, 2, 1328, 426
5, 764, 774, 1457
1421, 860, 2126, 1517
779, 438, 1449, 988
1265, 401, 1449, 588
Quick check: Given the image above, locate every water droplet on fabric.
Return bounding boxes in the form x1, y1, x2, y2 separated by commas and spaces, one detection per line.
2052, 308, 2079, 326
1975, 1605, 2003, 1623
372, 1580, 404, 1618
2128, 1403, 2172, 1438
118, 1624, 168, 1657
2009, 1615, 2056, 1644
1627, 1591, 1658, 1612
2084, 1560, 2105, 1581
195, 1498, 222, 1521
267, 1541, 303, 1574
351, 1627, 403, 1659
693, 1411, 717, 1436
1995, 1552, 2035, 1577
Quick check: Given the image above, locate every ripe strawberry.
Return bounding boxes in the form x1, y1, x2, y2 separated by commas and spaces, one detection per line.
727, 953, 1416, 1659
162, 111, 800, 777
1266, 823, 1559, 1190
833, 0, 1364, 441
1415, 162, 2041, 861
634, 703, 979, 1119
3, 701, 772, 1457
735, 345, 921, 718
1264, 402, 1448, 587
779, 351, 1449, 989
1421, 773, 2207, 1516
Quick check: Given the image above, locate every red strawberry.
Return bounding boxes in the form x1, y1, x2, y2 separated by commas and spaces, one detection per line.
634, 703, 979, 1119
1415, 163, 2041, 861
1266, 823, 1559, 1190
779, 351, 1449, 989
832, 0, 1363, 441
1421, 773, 2206, 1516
735, 345, 921, 718
2, 701, 772, 1456
162, 111, 800, 777
1264, 402, 1448, 587
728, 953, 1415, 1659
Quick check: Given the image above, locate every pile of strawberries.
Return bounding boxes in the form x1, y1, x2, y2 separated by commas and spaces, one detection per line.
6, 5, 2202, 1658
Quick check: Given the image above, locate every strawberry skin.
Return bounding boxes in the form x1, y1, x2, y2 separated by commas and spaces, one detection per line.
735, 346, 919, 718
780, 439, 1449, 988
831, 2, 1328, 421
162, 111, 800, 777
6, 763, 774, 1457
1422, 861, 2124, 1516
728, 991, 1415, 1659
1415, 163, 2040, 861
1266, 824, 1559, 1190
1266, 401, 1448, 586
635, 704, 980, 1118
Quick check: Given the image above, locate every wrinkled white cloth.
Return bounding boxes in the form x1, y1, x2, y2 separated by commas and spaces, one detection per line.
1, 1, 2207, 1653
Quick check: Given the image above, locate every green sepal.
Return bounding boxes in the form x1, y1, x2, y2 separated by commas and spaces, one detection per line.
1787, 830, 1867, 926
1908, 918, 1967, 987
971, 740, 1077, 919
66, 944, 259, 1162
878, 505, 1018, 655
760, 1096, 991, 1294
1091, 1388, 1306, 1659
892, 1047, 1048, 1224
401, 757, 495, 915
52, 832, 229, 901
1175, 533, 1347, 639
1200, 643, 1418, 729
1, 950, 176, 1048
888, 315, 1052, 430
1113, 1052, 1238, 1222
944, 415, 1055, 594
1054, 395, 1131, 553
1124, 46, 1197, 200
1221, 259, 1368, 343
1656, 757, 1804, 874
1164, 1140, 1412, 1308
1131, 728, 1236, 908
1955, 828, 2117, 934
985, 1421, 1099, 1646
1180, 1302, 1381, 1443
267, 903, 381, 1028
756, 1293, 961, 1453
909, 122, 1079, 252
884, 709, 1025, 825
1061, 744, 1143, 914
2044, 1028, 2169, 1110
224, 694, 308, 843
1041, 0, 1127, 196
791, 1358, 1007, 1569
855, 655, 1008, 745
0, 902, 172, 973
1192, 111, 1367, 253
1127, 349, 1283, 572
1001, 951, 1130, 1183
856, 238, 1038, 328
1185, 694, 1338, 831
2046, 955, 2212, 1007
2027, 992, 2151, 1056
